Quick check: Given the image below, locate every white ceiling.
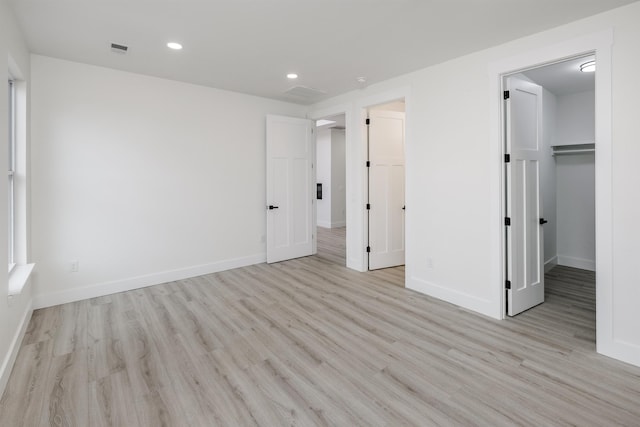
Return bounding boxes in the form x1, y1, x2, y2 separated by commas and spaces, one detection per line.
9, 0, 637, 104
523, 55, 595, 96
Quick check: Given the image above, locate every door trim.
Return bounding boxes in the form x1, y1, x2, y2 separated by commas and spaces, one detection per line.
309, 104, 354, 266
489, 30, 619, 360
310, 88, 411, 274
357, 89, 410, 275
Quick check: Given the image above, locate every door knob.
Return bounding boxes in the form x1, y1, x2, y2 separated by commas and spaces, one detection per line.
402, 205, 405, 210
268, 205, 279, 210
539, 218, 548, 225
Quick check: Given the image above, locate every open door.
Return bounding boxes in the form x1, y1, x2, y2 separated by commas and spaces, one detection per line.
505, 77, 545, 316
368, 109, 405, 270
266, 115, 315, 263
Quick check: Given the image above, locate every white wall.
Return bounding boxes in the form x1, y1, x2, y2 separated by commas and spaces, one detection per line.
556, 91, 596, 145
330, 129, 346, 227
310, 2, 640, 366
556, 153, 596, 270
0, 0, 33, 396
30, 55, 307, 307
316, 129, 332, 228
555, 90, 596, 270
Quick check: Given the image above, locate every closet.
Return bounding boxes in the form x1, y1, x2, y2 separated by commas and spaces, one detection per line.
523, 63, 596, 273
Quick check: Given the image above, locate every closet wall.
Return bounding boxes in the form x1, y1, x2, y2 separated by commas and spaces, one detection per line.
555, 90, 596, 271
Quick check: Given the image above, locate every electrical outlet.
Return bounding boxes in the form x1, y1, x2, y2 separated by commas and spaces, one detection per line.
260, 235, 266, 243
426, 257, 434, 269
71, 260, 79, 272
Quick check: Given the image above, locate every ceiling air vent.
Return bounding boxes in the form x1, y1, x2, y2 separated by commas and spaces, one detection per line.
110, 43, 129, 54
283, 86, 327, 103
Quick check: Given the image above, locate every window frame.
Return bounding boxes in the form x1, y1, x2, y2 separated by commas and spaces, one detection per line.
8, 78, 16, 272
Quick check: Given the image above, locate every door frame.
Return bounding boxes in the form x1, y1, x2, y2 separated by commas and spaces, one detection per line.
358, 90, 410, 275
310, 88, 411, 274
489, 30, 613, 356
309, 104, 352, 263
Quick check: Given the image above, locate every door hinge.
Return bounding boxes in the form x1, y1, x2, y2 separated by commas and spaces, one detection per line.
366, 203, 371, 210
504, 154, 511, 163
366, 246, 371, 253
505, 217, 511, 226
503, 90, 510, 100
366, 160, 370, 167
365, 118, 370, 125
505, 280, 511, 290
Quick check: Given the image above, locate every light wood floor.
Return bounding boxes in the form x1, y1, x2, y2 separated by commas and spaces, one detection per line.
1, 228, 640, 426
316, 226, 405, 286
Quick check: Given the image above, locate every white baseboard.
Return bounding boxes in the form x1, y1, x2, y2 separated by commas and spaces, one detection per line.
544, 256, 558, 273
33, 253, 266, 309
407, 275, 499, 320
599, 336, 640, 368
557, 254, 595, 271
317, 221, 332, 229
0, 300, 33, 398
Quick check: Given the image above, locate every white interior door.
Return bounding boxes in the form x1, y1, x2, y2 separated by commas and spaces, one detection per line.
505, 77, 545, 316
266, 115, 314, 263
368, 110, 405, 270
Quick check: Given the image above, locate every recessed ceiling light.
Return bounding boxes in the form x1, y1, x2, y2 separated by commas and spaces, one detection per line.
287, 73, 298, 79
167, 42, 183, 50
580, 60, 595, 73
356, 76, 367, 83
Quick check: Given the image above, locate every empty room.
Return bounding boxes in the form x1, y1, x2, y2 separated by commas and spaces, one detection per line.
2, 0, 640, 425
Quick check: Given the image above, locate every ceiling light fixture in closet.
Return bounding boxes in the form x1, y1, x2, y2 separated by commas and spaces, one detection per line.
580, 60, 595, 72
167, 42, 183, 50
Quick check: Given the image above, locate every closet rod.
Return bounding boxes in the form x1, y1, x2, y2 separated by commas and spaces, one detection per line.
552, 148, 595, 156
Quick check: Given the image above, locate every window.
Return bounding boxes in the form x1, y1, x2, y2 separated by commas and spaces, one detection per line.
7, 73, 33, 296
8, 78, 15, 271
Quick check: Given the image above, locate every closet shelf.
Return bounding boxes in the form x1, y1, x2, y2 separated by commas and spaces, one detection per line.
552, 143, 595, 156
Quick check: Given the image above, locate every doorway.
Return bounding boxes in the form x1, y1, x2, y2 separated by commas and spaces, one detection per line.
503, 55, 596, 334
315, 114, 347, 265
366, 100, 406, 271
